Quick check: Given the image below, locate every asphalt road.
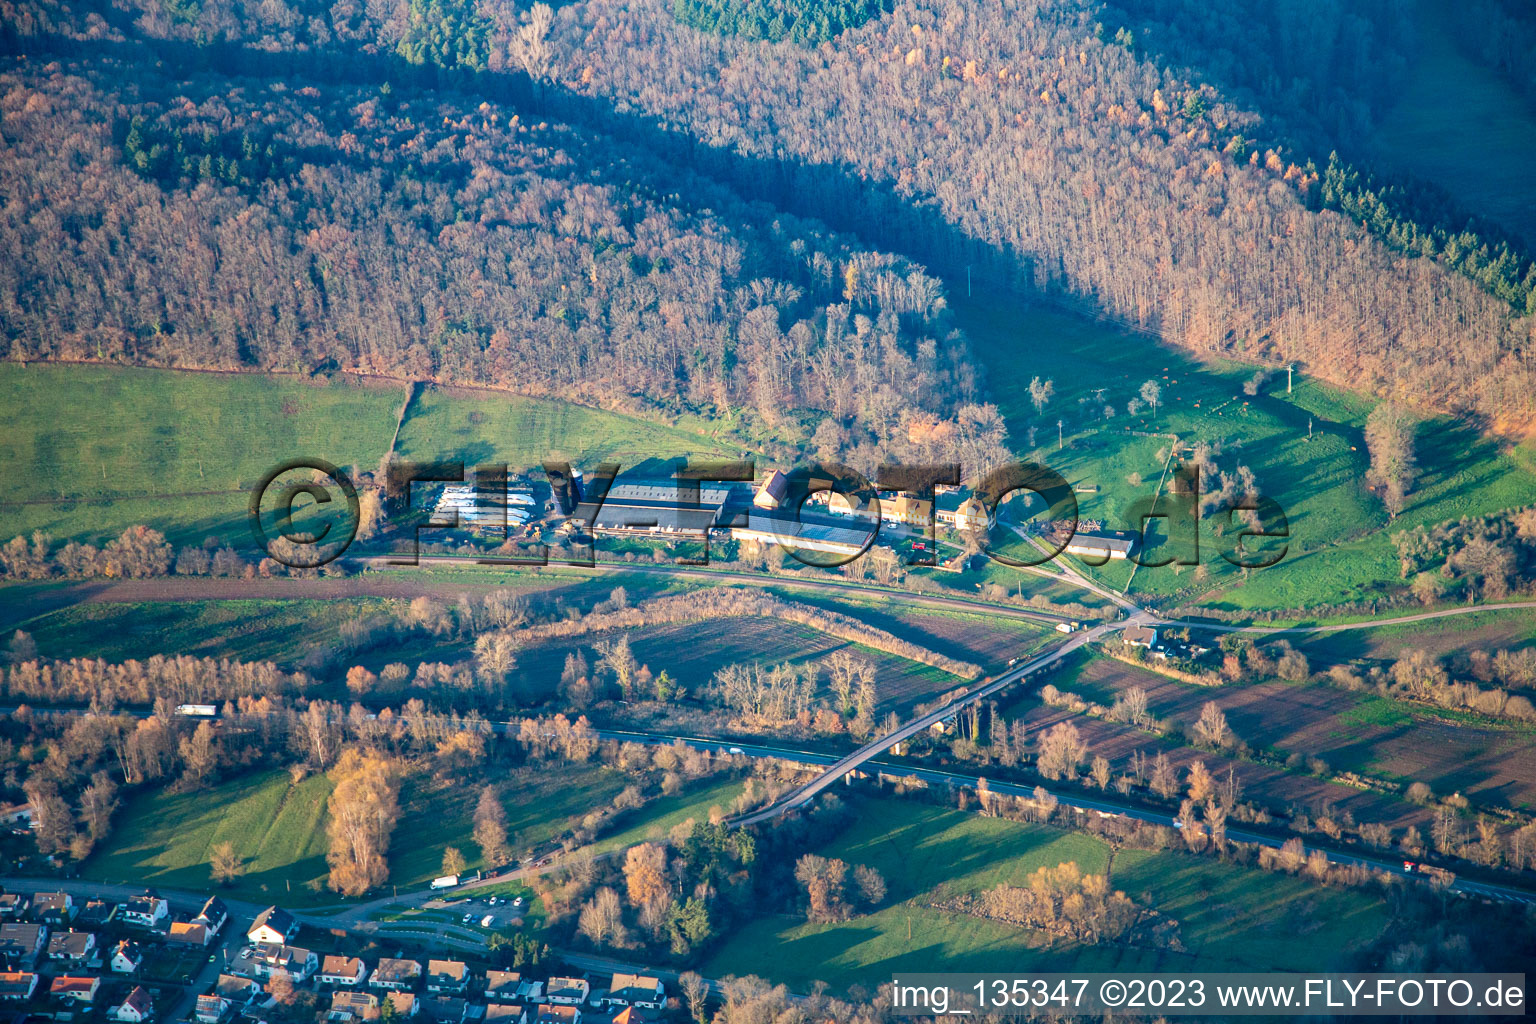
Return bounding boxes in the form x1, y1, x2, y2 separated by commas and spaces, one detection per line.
1166, 601, 1536, 635
0, 875, 734, 1007
0, 879, 261, 1019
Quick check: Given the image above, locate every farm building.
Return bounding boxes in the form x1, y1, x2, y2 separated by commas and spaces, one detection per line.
935, 493, 992, 531
430, 483, 535, 529
1064, 530, 1138, 560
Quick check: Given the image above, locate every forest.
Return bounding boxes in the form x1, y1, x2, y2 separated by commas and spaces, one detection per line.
0, 58, 1006, 471
2, 0, 1535, 431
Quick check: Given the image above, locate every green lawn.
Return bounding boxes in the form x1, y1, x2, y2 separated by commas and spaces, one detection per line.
957, 298, 1536, 614
393, 386, 732, 470
0, 364, 404, 547
86, 769, 335, 904
0, 364, 733, 549
388, 764, 633, 885
704, 795, 1390, 990
85, 763, 638, 900
21, 598, 395, 667
589, 777, 748, 854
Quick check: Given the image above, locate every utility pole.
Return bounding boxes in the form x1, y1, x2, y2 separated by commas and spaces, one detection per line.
1287, 362, 1295, 393
966, 265, 972, 297
1057, 420, 1064, 450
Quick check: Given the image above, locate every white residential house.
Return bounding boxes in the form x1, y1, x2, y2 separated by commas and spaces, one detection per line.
46, 931, 97, 965
196, 897, 230, 935
197, 994, 233, 1024
239, 944, 317, 983
0, 972, 38, 1001
50, 976, 102, 1004
425, 960, 468, 995
110, 941, 145, 974
368, 959, 422, 992
168, 922, 214, 947
216, 973, 266, 1007
319, 955, 368, 988
599, 974, 665, 1010
31, 893, 75, 927
541, 979, 589, 1008
112, 985, 155, 1023
247, 907, 299, 945
0, 923, 47, 968
483, 973, 523, 1004
328, 990, 380, 1023
934, 493, 992, 532
533, 1006, 579, 1024
385, 993, 419, 1018
121, 896, 169, 929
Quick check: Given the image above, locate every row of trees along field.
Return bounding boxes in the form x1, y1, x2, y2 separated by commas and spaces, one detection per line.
5, 0, 1535, 426
0, 662, 766, 882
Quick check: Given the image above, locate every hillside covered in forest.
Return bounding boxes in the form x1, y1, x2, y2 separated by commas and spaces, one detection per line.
2, 0, 1535, 432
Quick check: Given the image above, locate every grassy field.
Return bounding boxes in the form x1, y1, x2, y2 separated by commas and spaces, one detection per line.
1292, 607, 1536, 664
20, 598, 395, 666
514, 615, 967, 712
1366, 0, 1536, 244
957, 298, 1536, 614
760, 588, 1056, 672
0, 570, 630, 671
0, 364, 404, 547
84, 763, 637, 901
393, 386, 733, 470
86, 769, 336, 904
387, 765, 633, 886
703, 796, 1389, 990
0, 364, 733, 548
587, 777, 748, 854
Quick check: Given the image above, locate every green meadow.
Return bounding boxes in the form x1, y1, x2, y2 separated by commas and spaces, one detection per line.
959, 299, 1536, 615
704, 796, 1390, 990
85, 769, 337, 904
0, 364, 403, 547
83, 762, 639, 902
587, 776, 748, 854
392, 386, 734, 470
0, 364, 733, 548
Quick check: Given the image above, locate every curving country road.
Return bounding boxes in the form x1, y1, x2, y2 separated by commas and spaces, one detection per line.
1165, 601, 1536, 635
